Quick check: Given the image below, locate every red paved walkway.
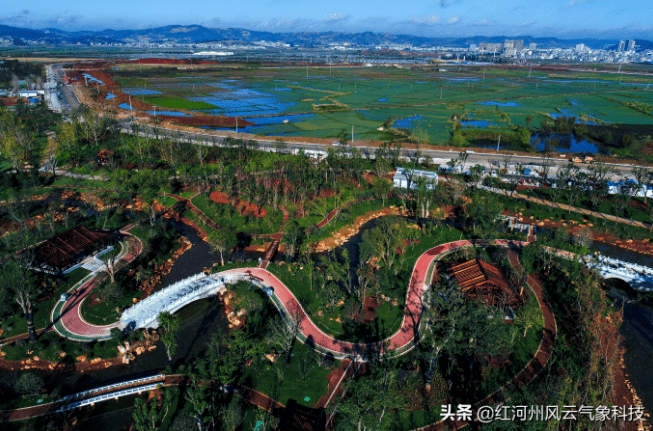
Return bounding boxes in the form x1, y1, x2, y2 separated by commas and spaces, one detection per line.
413, 248, 558, 431
224, 240, 526, 358
54, 227, 143, 340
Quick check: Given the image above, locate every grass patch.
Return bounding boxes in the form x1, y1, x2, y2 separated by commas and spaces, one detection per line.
79, 286, 141, 326
238, 341, 334, 408
142, 96, 217, 111
0, 267, 90, 339
1, 330, 121, 362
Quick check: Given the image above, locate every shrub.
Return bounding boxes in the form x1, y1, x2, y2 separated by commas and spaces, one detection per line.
14, 372, 44, 396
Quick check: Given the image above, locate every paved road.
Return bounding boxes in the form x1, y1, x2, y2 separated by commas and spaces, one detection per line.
121, 121, 641, 179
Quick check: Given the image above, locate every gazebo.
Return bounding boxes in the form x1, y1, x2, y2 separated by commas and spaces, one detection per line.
35, 226, 109, 272
448, 259, 518, 320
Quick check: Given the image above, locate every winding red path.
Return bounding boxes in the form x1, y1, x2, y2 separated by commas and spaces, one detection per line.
223, 239, 527, 359
52, 226, 143, 341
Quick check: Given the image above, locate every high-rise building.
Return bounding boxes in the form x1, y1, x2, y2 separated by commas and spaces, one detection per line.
575, 43, 586, 52
502, 39, 524, 50
470, 44, 477, 50
627, 39, 636, 51
617, 40, 626, 52
529, 42, 537, 50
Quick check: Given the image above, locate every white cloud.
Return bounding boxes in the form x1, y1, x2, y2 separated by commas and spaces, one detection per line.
565, 0, 596, 8
448, 16, 461, 24
472, 19, 496, 26
406, 15, 442, 25
519, 20, 537, 27
325, 13, 349, 22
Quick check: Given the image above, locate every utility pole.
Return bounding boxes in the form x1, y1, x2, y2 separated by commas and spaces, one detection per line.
236, 117, 238, 133
84, 76, 88, 87
496, 134, 501, 152
351, 125, 354, 144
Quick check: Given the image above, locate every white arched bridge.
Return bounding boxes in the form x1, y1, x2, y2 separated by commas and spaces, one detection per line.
589, 255, 653, 292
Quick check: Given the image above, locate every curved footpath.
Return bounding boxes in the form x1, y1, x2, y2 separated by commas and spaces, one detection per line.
54, 239, 531, 357
51, 225, 143, 341
414, 249, 558, 431
4, 239, 558, 431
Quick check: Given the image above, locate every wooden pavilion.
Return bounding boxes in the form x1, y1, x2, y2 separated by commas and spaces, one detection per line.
35, 226, 109, 272
448, 259, 519, 317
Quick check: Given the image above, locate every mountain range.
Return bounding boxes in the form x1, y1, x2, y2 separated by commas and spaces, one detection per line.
1, 24, 651, 50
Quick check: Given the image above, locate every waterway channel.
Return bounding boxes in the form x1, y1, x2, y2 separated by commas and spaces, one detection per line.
593, 242, 653, 414
49, 223, 230, 429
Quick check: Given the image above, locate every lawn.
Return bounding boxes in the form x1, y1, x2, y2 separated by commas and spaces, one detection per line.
142, 95, 218, 110
0, 267, 90, 340
304, 197, 404, 243
0, 329, 122, 363
238, 341, 335, 408
79, 285, 141, 326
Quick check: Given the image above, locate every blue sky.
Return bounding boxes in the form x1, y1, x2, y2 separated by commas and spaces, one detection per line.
2, 0, 651, 40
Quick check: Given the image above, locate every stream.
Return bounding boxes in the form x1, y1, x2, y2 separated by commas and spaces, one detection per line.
593, 242, 653, 414
50, 223, 231, 429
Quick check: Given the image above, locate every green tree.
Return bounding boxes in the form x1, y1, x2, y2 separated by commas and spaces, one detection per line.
158, 311, 180, 372
371, 177, 392, 207
1, 259, 37, 343
132, 397, 159, 431
515, 302, 541, 338
281, 220, 305, 257
295, 346, 318, 382
334, 367, 401, 431
207, 229, 238, 266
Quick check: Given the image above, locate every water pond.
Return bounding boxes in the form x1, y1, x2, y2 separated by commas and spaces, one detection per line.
477, 101, 522, 107
122, 88, 162, 96
461, 120, 496, 128
531, 133, 599, 153
393, 115, 425, 129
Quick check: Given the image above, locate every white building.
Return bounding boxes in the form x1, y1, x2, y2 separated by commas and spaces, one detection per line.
393, 167, 438, 190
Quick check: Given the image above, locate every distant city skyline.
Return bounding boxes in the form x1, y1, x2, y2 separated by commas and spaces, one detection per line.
1, 0, 651, 40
